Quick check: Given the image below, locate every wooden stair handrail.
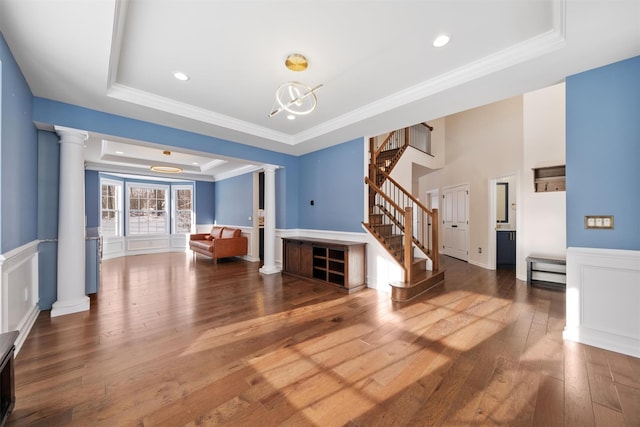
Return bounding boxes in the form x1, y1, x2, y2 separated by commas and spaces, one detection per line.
366, 124, 440, 277
364, 177, 405, 214
374, 129, 400, 159
375, 168, 433, 215
366, 175, 440, 270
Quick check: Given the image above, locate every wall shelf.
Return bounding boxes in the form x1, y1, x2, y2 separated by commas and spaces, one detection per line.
533, 165, 565, 192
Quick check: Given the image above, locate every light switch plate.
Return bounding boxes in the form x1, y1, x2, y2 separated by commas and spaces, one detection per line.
584, 215, 614, 229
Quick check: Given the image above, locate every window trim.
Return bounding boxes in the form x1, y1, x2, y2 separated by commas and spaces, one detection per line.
125, 182, 170, 236
171, 184, 194, 234
100, 178, 123, 237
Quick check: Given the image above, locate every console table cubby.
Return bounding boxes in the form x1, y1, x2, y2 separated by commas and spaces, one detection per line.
282, 237, 366, 293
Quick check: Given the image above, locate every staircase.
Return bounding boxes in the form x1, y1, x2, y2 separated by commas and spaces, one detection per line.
363, 125, 444, 302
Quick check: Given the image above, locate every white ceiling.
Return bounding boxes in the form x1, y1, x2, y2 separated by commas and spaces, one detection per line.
1, 0, 639, 180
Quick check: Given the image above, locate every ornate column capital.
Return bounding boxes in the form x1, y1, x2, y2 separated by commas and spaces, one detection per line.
54, 125, 88, 146
262, 164, 278, 174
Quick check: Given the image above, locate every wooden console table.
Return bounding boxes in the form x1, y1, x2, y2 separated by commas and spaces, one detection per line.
282, 237, 366, 293
0, 331, 18, 427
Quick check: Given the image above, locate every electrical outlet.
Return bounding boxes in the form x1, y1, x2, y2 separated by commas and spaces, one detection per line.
478, 247, 482, 254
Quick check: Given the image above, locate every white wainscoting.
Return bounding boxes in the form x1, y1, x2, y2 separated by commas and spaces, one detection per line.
0, 241, 40, 355
103, 234, 191, 260
563, 247, 640, 358
103, 224, 260, 263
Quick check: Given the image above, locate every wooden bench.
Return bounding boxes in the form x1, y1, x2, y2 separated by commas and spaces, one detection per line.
526, 254, 566, 290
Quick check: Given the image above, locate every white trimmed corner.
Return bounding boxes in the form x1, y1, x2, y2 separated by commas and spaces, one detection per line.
0, 241, 41, 356
563, 247, 640, 358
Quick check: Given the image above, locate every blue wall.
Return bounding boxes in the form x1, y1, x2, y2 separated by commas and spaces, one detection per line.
214, 173, 253, 227
85, 170, 100, 228
33, 98, 300, 229
298, 138, 364, 232
566, 55, 640, 250
1, 34, 38, 252
37, 130, 60, 239
37, 130, 61, 309
195, 181, 215, 225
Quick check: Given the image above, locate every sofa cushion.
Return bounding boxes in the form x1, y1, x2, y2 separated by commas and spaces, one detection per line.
221, 227, 241, 238
189, 240, 214, 251
210, 226, 224, 239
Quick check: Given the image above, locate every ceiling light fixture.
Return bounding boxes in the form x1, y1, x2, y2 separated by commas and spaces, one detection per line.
433, 34, 451, 48
173, 71, 190, 81
270, 53, 322, 118
150, 165, 183, 174
269, 81, 322, 117
149, 150, 182, 173
285, 53, 308, 72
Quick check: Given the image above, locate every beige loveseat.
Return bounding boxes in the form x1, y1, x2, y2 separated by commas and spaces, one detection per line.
189, 226, 248, 261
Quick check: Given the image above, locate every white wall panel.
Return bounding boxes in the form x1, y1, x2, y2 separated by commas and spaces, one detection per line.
564, 247, 640, 358
0, 241, 40, 354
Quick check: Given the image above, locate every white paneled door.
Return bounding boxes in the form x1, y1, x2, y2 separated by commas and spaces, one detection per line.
442, 184, 469, 261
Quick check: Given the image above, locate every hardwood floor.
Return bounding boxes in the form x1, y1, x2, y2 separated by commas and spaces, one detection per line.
8, 253, 640, 426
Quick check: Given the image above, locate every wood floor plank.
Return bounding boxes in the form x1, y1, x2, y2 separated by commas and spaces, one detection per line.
592, 402, 627, 427
616, 382, 640, 426
585, 345, 624, 411
564, 341, 596, 427
532, 374, 564, 427
6, 254, 640, 426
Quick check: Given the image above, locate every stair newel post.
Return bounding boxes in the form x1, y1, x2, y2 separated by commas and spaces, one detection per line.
369, 137, 377, 204
431, 208, 439, 271
404, 206, 413, 283
404, 127, 410, 149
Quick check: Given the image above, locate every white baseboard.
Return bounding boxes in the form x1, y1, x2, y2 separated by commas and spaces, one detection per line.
14, 304, 40, 355
468, 259, 492, 270
563, 247, 640, 358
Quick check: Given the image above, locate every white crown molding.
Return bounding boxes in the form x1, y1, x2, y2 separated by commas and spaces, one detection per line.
212, 164, 262, 182
84, 161, 214, 182
106, 83, 296, 145
298, 24, 566, 144
107, 0, 567, 147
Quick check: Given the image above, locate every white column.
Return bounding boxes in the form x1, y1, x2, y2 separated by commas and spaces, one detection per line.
51, 126, 89, 317
259, 164, 279, 274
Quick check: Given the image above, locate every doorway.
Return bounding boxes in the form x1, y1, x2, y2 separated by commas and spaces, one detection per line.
490, 174, 517, 270
442, 184, 469, 261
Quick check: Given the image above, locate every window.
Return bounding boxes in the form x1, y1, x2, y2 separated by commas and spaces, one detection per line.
100, 179, 123, 236
126, 183, 169, 235
172, 185, 194, 234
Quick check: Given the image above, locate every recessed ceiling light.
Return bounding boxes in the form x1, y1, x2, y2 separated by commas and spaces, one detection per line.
287, 114, 296, 120
433, 34, 451, 48
115, 151, 124, 155
173, 72, 190, 81
192, 162, 199, 165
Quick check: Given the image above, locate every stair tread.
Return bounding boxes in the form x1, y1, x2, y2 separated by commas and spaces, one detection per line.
390, 269, 445, 302
393, 269, 444, 288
